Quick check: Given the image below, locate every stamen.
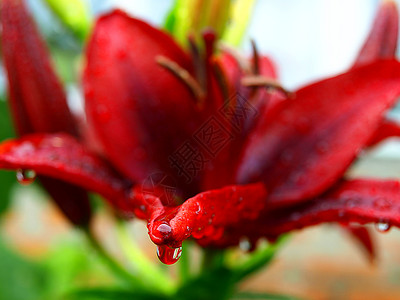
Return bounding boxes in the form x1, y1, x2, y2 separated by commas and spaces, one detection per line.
156, 55, 206, 101
202, 30, 217, 62
251, 39, 260, 75
212, 60, 230, 101
241, 75, 293, 97
188, 34, 207, 90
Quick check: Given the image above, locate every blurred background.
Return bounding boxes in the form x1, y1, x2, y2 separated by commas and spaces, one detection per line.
2, 1, 400, 299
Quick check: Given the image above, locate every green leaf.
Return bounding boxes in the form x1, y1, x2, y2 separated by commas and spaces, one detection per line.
43, 0, 92, 41
66, 288, 170, 300
232, 291, 302, 300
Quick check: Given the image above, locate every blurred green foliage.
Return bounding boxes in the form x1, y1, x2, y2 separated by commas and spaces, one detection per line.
0, 98, 16, 216
0, 234, 117, 300
43, 0, 92, 42
0, 238, 47, 300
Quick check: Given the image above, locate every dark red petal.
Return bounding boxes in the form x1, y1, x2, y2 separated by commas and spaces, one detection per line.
84, 10, 201, 187
353, 0, 398, 68
218, 50, 244, 92
204, 179, 400, 248
39, 177, 92, 226
206, 52, 284, 191
237, 60, 400, 208
0, 134, 130, 209
256, 179, 400, 236
343, 225, 376, 263
147, 183, 267, 248
251, 56, 287, 132
367, 119, 400, 146
1, 0, 78, 136
1, 0, 93, 226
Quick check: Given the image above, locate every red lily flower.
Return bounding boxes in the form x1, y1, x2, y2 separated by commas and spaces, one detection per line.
1, 0, 400, 265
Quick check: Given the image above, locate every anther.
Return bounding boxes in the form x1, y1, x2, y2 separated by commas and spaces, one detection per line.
250, 39, 260, 75
156, 55, 206, 101
241, 75, 293, 97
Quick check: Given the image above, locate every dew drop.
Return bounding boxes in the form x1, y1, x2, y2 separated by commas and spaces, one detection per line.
16, 169, 36, 185
151, 222, 173, 244
156, 245, 182, 265
375, 221, 391, 233
157, 223, 172, 235
239, 237, 252, 251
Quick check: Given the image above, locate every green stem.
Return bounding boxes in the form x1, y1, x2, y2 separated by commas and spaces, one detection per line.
232, 235, 289, 283
201, 248, 225, 272
115, 220, 175, 295
178, 241, 191, 282
83, 228, 146, 290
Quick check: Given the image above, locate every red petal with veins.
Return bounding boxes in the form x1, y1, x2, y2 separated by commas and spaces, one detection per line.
343, 225, 376, 263
1, 0, 78, 136
208, 52, 284, 191
367, 119, 400, 146
237, 60, 400, 208
147, 183, 267, 248
0, 134, 130, 210
353, 0, 398, 68
203, 179, 400, 248
256, 179, 400, 236
84, 10, 201, 190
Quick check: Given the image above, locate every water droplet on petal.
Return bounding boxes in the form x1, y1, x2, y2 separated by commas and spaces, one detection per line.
156, 245, 182, 265
375, 221, 391, 233
16, 169, 36, 185
157, 223, 172, 235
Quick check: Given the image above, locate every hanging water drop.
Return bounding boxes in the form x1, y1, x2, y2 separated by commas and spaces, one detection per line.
375, 221, 391, 233
16, 169, 36, 185
239, 237, 252, 252
156, 245, 182, 265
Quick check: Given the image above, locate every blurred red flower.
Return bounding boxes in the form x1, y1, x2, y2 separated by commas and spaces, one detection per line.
1, 0, 400, 264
